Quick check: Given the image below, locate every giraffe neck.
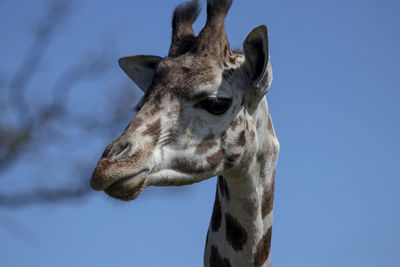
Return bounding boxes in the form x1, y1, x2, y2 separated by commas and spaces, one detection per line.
204, 98, 278, 267
204, 152, 276, 267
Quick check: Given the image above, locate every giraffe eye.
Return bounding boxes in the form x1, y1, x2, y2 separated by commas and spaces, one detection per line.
195, 97, 232, 115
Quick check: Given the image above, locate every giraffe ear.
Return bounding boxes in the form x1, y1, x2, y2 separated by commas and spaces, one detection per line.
119, 55, 163, 92
242, 25, 273, 96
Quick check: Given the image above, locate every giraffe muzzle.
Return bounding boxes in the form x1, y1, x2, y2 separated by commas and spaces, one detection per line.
103, 170, 148, 201
91, 137, 153, 190
90, 161, 149, 200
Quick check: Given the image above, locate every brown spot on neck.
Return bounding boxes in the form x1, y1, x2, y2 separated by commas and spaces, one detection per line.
225, 213, 248, 251
221, 131, 227, 142
230, 116, 242, 131
195, 133, 217, 155
225, 153, 240, 167
236, 130, 246, 146
218, 176, 230, 201
254, 227, 272, 267
261, 169, 275, 218
211, 190, 222, 232
209, 246, 231, 267
207, 149, 224, 168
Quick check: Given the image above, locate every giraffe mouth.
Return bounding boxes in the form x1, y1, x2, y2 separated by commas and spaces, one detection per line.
103, 169, 149, 201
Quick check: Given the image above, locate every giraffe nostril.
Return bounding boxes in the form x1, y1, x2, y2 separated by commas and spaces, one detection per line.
102, 141, 132, 160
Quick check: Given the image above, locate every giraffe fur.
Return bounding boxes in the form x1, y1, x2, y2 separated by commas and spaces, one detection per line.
90, 1, 279, 266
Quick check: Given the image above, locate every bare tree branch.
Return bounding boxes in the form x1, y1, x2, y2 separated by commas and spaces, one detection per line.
0, 126, 31, 171
9, 0, 72, 123
0, 0, 187, 208
0, 0, 134, 206
0, 181, 91, 208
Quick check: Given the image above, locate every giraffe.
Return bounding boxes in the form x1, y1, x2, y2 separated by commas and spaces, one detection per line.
90, 0, 279, 266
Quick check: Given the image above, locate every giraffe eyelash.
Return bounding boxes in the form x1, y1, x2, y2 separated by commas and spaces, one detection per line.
194, 97, 232, 115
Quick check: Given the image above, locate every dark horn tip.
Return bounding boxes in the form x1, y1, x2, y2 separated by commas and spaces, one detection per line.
206, 0, 233, 16
172, 0, 201, 28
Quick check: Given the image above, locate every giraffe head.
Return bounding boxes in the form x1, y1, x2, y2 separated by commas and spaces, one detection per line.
90, 0, 273, 201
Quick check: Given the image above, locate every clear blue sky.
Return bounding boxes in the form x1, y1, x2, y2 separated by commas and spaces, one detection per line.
1, 0, 400, 266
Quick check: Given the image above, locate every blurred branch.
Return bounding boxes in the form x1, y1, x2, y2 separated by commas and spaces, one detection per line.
0, 0, 74, 171
0, 181, 91, 208
0, 126, 31, 171
9, 0, 72, 123
0, 50, 114, 171
0, 0, 136, 207
0, 214, 36, 246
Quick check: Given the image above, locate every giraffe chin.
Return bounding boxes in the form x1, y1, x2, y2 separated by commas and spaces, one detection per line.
104, 175, 147, 201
